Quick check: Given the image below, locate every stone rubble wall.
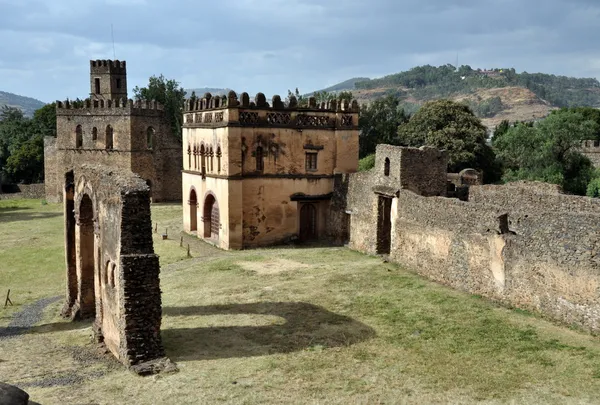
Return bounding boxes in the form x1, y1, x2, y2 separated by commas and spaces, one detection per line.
337, 144, 600, 334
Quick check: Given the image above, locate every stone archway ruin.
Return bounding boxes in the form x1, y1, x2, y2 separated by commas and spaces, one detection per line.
61, 165, 167, 372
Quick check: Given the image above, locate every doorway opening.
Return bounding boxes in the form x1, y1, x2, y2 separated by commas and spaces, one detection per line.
376, 196, 392, 254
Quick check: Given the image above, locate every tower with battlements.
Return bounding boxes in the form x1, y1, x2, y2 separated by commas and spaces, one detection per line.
90, 60, 128, 101
182, 91, 359, 249
44, 60, 182, 202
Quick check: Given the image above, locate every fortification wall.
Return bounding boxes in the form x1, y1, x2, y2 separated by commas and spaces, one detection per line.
469, 181, 600, 214
0, 183, 46, 200
342, 167, 600, 333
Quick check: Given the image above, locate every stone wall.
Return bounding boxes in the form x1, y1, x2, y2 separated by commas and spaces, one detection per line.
339, 144, 600, 334
0, 183, 46, 200
62, 165, 165, 370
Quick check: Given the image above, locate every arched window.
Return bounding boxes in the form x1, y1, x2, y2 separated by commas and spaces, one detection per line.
92, 127, 98, 141
200, 145, 206, 173
256, 146, 264, 171
147, 127, 155, 149
209, 146, 214, 172
216, 146, 222, 172
105, 125, 113, 150
193, 145, 197, 169
384, 157, 390, 176
75, 125, 83, 148
187, 144, 191, 169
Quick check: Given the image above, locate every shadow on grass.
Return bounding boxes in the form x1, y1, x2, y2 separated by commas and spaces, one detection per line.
0, 206, 62, 223
162, 302, 375, 361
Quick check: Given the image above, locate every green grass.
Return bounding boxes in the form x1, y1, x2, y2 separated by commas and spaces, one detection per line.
2, 199, 600, 404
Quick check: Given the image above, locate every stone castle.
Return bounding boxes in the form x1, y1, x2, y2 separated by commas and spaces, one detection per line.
44, 60, 182, 203
46, 59, 600, 371
182, 92, 359, 249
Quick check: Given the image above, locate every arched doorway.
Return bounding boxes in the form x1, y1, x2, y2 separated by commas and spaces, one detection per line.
189, 189, 198, 232
299, 203, 317, 241
78, 194, 96, 319
203, 194, 219, 240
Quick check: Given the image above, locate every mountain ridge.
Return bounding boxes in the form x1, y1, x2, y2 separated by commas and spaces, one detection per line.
0, 91, 46, 117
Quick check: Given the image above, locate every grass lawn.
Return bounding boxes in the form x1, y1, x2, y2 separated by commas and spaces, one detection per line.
2, 199, 600, 404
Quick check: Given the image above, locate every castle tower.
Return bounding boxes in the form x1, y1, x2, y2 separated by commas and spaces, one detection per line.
90, 60, 127, 101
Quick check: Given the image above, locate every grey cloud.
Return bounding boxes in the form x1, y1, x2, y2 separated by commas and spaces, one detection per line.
0, 0, 599, 102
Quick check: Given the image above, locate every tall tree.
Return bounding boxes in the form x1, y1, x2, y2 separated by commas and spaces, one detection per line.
358, 95, 409, 158
133, 75, 185, 140
494, 111, 598, 195
397, 99, 500, 182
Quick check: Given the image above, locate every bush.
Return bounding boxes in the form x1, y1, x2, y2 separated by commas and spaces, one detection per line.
358, 154, 375, 171
586, 177, 600, 198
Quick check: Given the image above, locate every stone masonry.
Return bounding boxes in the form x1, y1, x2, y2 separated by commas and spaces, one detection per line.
334, 144, 600, 334
44, 60, 182, 203
61, 164, 167, 371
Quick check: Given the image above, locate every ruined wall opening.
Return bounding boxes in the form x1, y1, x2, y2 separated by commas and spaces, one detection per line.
299, 203, 318, 241
384, 158, 390, 176
203, 194, 219, 239
376, 196, 392, 254
75, 125, 83, 148
92, 127, 98, 141
78, 194, 96, 319
94, 78, 101, 94
189, 189, 198, 232
105, 125, 113, 150
64, 171, 76, 312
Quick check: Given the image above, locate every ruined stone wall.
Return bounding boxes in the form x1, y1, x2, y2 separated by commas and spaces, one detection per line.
389, 191, 600, 333
0, 183, 46, 200
340, 147, 600, 333
580, 140, 600, 168
64, 165, 164, 367
469, 181, 600, 214
44, 136, 60, 202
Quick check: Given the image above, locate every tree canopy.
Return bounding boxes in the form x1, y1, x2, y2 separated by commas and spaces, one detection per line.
358, 95, 409, 158
397, 99, 500, 181
133, 75, 185, 140
493, 110, 598, 195
0, 103, 55, 185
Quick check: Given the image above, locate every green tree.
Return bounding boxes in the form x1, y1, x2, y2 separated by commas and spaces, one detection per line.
358, 95, 409, 158
397, 99, 500, 182
0, 104, 55, 184
494, 111, 598, 194
133, 75, 185, 140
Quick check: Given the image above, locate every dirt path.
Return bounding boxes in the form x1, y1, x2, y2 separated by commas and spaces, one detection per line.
0, 296, 61, 340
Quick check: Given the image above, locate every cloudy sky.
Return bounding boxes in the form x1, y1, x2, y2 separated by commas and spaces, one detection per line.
1, 0, 600, 102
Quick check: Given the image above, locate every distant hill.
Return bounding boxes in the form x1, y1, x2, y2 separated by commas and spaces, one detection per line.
0, 91, 46, 117
308, 65, 600, 129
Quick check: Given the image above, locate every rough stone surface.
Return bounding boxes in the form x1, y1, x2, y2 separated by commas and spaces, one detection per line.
44, 59, 182, 203
61, 164, 166, 368
336, 144, 600, 334
0, 183, 46, 200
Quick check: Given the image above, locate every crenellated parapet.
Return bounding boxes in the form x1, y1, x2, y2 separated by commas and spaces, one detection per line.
183, 91, 359, 129
90, 59, 126, 74
56, 98, 165, 117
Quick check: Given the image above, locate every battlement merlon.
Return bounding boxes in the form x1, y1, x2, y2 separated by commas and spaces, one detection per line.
90, 59, 127, 75
56, 98, 165, 117
183, 91, 360, 113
